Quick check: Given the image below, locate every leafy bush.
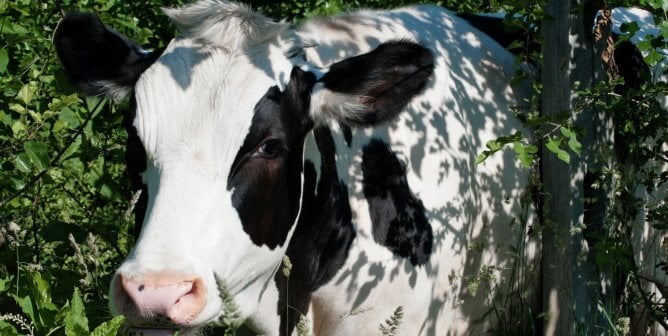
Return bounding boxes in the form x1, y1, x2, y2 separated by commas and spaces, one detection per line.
0, 0, 183, 333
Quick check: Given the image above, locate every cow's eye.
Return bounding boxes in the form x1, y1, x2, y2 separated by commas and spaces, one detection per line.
256, 139, 284, 158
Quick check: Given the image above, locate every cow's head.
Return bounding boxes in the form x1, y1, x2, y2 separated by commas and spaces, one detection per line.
54, 1, 433, 334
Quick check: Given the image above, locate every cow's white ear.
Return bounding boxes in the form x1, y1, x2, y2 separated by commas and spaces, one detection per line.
309, 40, 434, 127
54, 13, 160, 99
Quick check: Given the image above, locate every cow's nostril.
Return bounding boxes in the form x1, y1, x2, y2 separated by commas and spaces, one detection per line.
115, 273, 207, 326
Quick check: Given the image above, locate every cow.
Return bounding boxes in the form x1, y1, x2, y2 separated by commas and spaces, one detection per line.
54, 1, 538, 335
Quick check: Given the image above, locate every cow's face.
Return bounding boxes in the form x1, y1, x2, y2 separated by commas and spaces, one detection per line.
114, 38, 316, 327
54, 2, 433, 334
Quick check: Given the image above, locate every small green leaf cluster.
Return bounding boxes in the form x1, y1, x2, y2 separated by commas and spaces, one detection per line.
214, 275, 244, 336
378, 306, 403, 336
0, 271, 124, 336
476, 132, 540, 168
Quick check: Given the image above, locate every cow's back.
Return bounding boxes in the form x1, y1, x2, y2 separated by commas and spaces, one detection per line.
297, 6, 538, 335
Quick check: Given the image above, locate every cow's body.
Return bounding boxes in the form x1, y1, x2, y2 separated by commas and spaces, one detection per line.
50, 2, 668, 336
289, 7, 534, 335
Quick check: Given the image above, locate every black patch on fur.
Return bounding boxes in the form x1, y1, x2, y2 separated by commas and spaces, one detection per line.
276, 127, 355, 336
613, 40, 650, 93
611, 41, 650, 164
340, 122, 353, 147
361, 139, 432, 266
228, 68, 316, 249
54, 13, 161, 96
125, 95, 148, 237
320, 40, 434, 126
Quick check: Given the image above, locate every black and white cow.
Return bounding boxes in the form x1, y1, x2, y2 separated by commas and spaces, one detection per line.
55, 1, 537, 335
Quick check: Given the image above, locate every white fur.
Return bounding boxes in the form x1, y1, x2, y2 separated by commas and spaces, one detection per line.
162, 0, 287, 51
308, 83, 368, 125
298, 6, 537, 335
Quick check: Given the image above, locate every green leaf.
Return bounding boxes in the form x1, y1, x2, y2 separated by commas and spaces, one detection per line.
475, 151, 490, 165
85, 96, 105, 114
90, 316, 125, 336
546, 137, 570, 164
557, 150, 571, 164
0, 320, 19, 336
17, 84, 35, 105
30, 272, 58, 313
485, 139, 502, 151
645, 49, 664, 66
65, 288, 89, 336
14, 153, 32, 173
513, 142, 537, 168
560, 127, 581, 156
0, 22, 28, 35
545, 138, 560, 155
61, 136, 81, 161
11, 176, 26, 190
0, 276, 12, 293
559, 127, 573, 138
24, 141, 50, 171
10, 294, 36, 328
9, 103, 26, 114
0, 48, 8, 73
507, 40, 525, 50
619, 21, 640, 37
0, 110, 11, 127
11, 120, 26, 136
49, 95, 83, 113
567, 134, 582, 157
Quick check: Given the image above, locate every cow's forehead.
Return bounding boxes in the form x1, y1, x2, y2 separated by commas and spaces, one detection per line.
133, 37, 290, 172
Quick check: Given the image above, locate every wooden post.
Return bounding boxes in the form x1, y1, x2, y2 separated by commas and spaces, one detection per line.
541, 0, 576, 334
542, 0, 611, 333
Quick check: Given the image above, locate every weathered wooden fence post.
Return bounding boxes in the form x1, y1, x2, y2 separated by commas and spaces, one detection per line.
542, 0, 613, 334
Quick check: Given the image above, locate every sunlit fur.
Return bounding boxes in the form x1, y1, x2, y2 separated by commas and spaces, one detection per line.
162, 0, 289, 52
298, 6, 536, 335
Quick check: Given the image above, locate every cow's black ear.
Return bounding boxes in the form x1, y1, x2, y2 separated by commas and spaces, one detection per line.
54, 13, 160, 99
310, 40, 434, 127
283, 67, 317, 130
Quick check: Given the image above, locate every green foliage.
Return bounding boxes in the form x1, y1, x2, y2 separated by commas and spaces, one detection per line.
0, 271, 125, 336
0, 0, 182, 333
252, 0, 502, 22
477, 0, 668, 333
378, 306, 403, 336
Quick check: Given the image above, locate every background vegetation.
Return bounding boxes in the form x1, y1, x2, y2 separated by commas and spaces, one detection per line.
0, 0, 665, 335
